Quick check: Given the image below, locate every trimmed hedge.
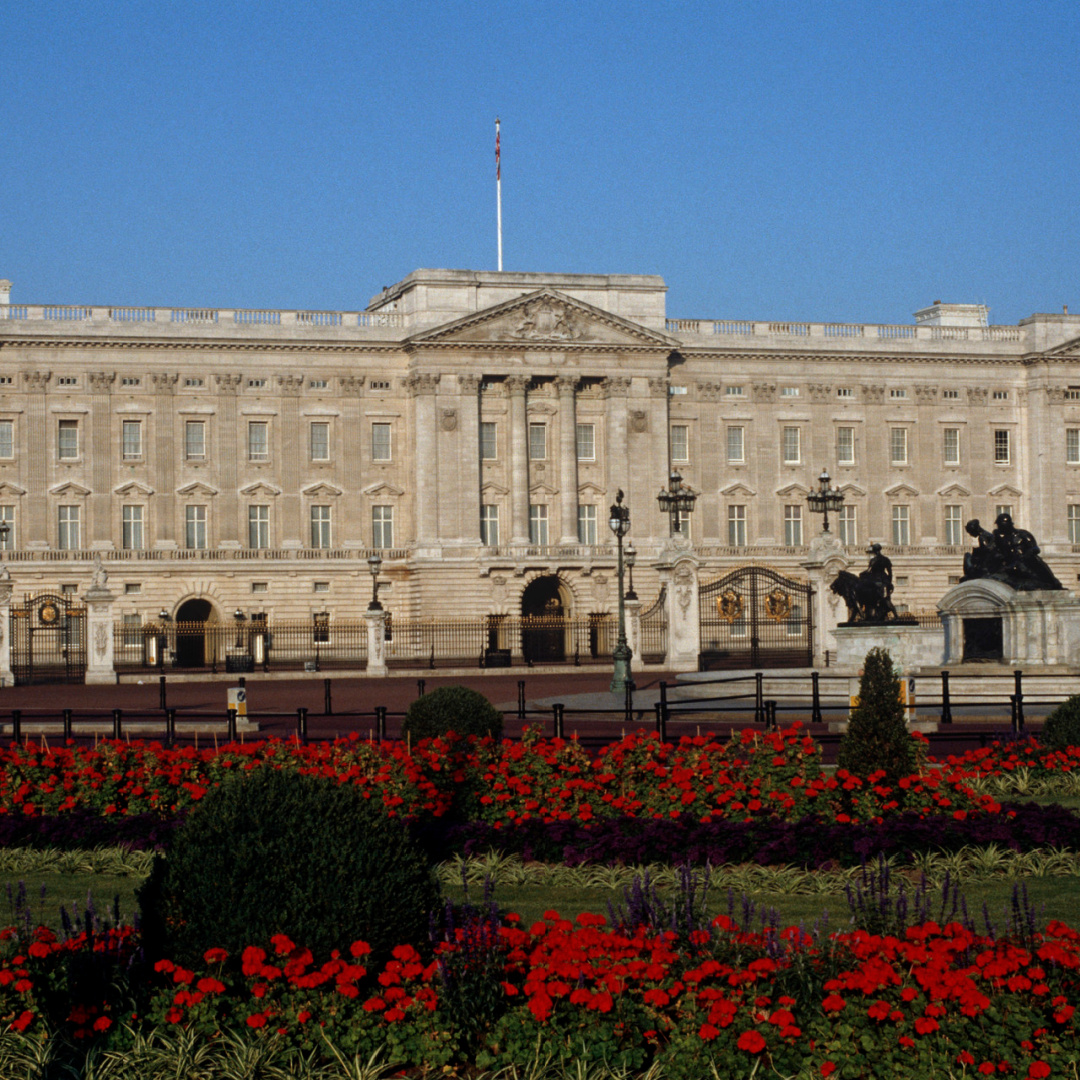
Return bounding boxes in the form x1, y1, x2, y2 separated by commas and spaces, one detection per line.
402, 685, 503, 741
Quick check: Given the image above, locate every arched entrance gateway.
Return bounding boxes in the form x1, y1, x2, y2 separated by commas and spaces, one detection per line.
520, 575, 570, 662
174, 598, 216, 668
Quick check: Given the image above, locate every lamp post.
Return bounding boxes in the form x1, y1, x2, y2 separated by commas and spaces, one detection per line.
233, 608, 246, 649
367, 553, 383, 611
625, 541, 638, 601
806, 469, 845, 535
608, 490, 632, 694
0, 519, 9, 558
657, 471, 698, 536
154, 608, 171, 670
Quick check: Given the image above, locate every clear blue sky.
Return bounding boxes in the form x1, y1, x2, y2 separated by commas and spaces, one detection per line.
3, 0, 1077, 325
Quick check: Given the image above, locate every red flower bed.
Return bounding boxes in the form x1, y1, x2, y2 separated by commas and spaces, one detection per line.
2, 914, 1078, 1075
932, 740, 1080, 781
0, 726, 1000, 827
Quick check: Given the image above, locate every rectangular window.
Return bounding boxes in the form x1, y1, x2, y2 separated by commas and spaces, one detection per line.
576, 423, 595, 461
838, 505, 857, 545
309, 379, 327, 389
480, 422, 498, 460
670, 424, 689, 463
577, 505, 597, 545
836, 427, 855, 465
529, 504, 548, 546
890, 388, 907, 399
251, 582, 268, 594
781, 386, 799, 398
727, 505, 747, 547
890, 428, 908, 464
994, 429, 1011, 464
995, 504, 1013, 521
725, 386, 745, 398
185, 505, 206, 550
371, 423, 392, 461
1070, 506, 1080, 543
675, 509, 692, 538
943, 428, 960, 465
310, 422, 330, 461
310, 505, 331, 549
0, 420, 13, 459
892, 505, 910, 546
944, 505, 964, 545
248, 421, 269, 461
726, 426, 745, 463
0, 506, 14, 549
942, 388, 959, 399
185, 421, 206, 460
528, 423, 547, 461
122, 420, 142, 460
58, 505, 80, 550
1068, 429, 1080, 465
122, 505, 144, 551
372, 505, 393, 548
993, 390, 1009, 400
837, 387, 853, 399
783, 505, 803, 546
58, 420, 78, 459
248, 505, 269, 549
480, 505, 499, 546
782, 426, 801, 464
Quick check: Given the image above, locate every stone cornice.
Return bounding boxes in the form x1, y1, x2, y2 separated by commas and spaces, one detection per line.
0, 337, 402, 355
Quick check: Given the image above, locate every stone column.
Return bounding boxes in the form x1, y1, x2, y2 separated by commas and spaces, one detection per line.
365, 608, 388, 676
603, 375, 631, 516
151, 373, 178, 546
506, 375, 530, 544
557, 376, 580, 544
625, 597, 644, 672
88, 372, 115, 547
24, 372, 50, 547
458, 374, 482, 541
0, 568, 12, 686
278, 375, 304, 547
800, 530, 851, 666
656, 544, 700, 671
84, 559, 116, 685
648, 378, 671, 541
407, 374, 441, 547
215, 375, 242, 547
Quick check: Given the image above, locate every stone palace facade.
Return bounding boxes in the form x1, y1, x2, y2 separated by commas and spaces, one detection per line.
1, 268, 1080, 665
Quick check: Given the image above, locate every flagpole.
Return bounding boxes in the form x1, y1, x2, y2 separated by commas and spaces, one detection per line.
496, 117, 503, 272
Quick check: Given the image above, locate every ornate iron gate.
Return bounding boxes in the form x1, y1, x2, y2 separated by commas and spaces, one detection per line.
10, 593, 88, 685
698, 567, 813, 670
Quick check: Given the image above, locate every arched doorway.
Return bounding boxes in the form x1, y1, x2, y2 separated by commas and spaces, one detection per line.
521, 576, 569, 662
175, 598, 215, 668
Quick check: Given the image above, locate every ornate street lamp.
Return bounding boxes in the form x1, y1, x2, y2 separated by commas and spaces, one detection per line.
625, 541, 638, 601
0, 518, 10, 558
657, 471, 698, 536
367, 553, 383, 611
233, 608, 246, 649
806, 469, 845, 534
608, 490, 632, 694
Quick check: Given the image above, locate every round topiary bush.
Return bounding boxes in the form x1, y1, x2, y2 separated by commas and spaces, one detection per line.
402, 685, 503, 742
1042, 695, 1080, 752
138, 767, 437, 967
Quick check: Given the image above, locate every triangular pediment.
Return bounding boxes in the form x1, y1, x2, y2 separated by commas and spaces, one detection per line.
362, 481, 405, 497
720, 481, 757, 497
480, 481, 509, 497
405, 289, 678, 349
301, 482, 344, 497
529, 482, 557, 496
988, 483, 1023, 498
1041, 332, 1080, 358
937, 482, 971, 498
839, 482, 867, 497
49, 481, 91, 497
0, 482, 26, 497
239, 481, 282, 497
176, 481, 219, 497
113, 481, 155, 496
577, 482, 606, 496
884, 482, 920, 497
775, 482, 810, 497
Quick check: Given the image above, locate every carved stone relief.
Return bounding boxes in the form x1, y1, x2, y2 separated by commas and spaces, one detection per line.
88, 372, 116, 394
215, 374, 242, 393
339, 376, 365, 395
23, 372, 51, 392
697, 381, 722, 401
602, 376, 632, 397
862, 384, 885, 404
151, 373, 179, 394
807, 384, 832, 402
968, 387, 988, 405
753, 383, 777, 403
405, 373, 441, 396
914, 385, 937, 403
440, 408, 458, 432
629, 409, 648, 434
94, 623, 109, 659
509, 297, 581, 341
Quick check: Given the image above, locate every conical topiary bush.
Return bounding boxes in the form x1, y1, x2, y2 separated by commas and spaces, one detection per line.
836, 647, 915, 786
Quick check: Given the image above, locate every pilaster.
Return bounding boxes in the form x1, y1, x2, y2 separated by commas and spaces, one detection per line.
506, 375, 530, 544
365, 608, 388, 675
557, 375, 580, 544
407, 373, 441, 545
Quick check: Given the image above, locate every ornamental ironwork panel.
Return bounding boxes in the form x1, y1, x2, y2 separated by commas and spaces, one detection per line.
10, 593, 87, 685
639, 586, 668, 664
698, 566, 813, 670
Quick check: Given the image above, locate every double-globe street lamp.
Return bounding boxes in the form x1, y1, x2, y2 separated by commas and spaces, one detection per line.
608, 490, 632, 694
806, 469, 845, 534
657, 471, 697, 536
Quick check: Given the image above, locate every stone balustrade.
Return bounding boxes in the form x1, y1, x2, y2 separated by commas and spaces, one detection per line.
664, 318, 1022, 344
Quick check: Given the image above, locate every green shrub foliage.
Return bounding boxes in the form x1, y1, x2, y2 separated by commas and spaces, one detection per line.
402, 685, 503, 742
1041, 694, 1080, 751
836, 647, 916, 785
138, 767, 437, 967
